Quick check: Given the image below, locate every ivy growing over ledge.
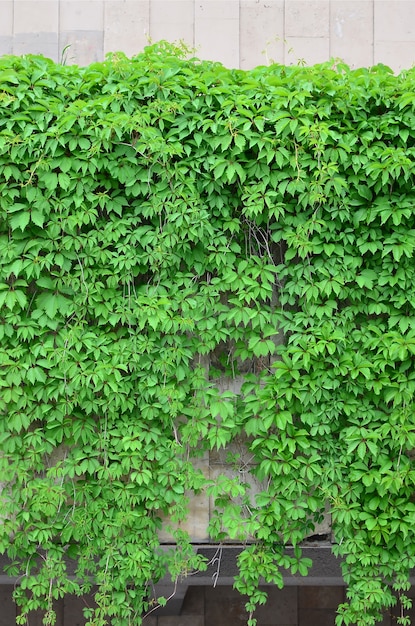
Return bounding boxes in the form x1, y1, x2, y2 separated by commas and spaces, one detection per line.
1, 42, 415, 625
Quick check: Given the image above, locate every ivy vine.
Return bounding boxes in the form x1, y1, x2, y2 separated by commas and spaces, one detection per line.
1, 42, 415, 626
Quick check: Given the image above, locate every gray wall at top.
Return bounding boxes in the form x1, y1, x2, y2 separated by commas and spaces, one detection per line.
1, 1, 415, 71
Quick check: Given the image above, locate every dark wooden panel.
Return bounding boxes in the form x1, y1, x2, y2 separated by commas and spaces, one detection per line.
0, 587, 15, 626
63, 594, 95, 626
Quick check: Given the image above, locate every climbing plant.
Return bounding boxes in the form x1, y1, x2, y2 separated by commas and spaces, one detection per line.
1, 42, 415, 626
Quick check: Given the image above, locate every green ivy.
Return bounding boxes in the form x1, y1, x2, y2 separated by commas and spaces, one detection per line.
1, 42, 415, 625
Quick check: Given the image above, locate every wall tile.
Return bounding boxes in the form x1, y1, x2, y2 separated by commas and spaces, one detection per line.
239, 0, 284, 68
298, 586, 344, 609
149, 0, 194, 47
159, 454, 210, 543
104, 1, 149, 57
375, 1, 415, 42
60, 1, 104, 31
204, 596, 247, 625
374, 40, 415, 71
181, 587, 205, 615
195, 1, 239, 67
0, 587, 15, 626
158, 617, 204, 626
0, 1, 13, 36
285, 1, 330, 38
13, 0, 58, 33
0, 35, 13, 55
204, 585, 298, 625
255, 586, 298, 624
378, 613, 392, 626
60, 30, 104, 64
240, 0, 284, 69
298, 608, 339, 626
63, 593, 96, 626
330, 0, 373, 68
13, 32, 58, 60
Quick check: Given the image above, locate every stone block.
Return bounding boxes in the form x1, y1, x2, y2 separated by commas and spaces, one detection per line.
13, 0, 58, 33
59, 1, 104, 32
255, 586, 298, 624
0, 1, 13, 36
374, 1, 415, 42
151, 582, 188, 616
284, 36, 330, 66
330, 0, 373, 68
63, 593, 96, 626
239, 0, 284, 69
205, 585, 242, 601
374, 41, 415, 72
0, 587, 15, 626
158, 617, 204, 626
104, 1, 149, 57
298, 585, 344, 609
214, 375, 244, 395
60, 30, 104, 65
0, 35, 13, 55
149, 0, 194, 47
208, 461, 263, 524
285, 1, 329, 38
13, 32, 59, 60
298, 608, 339, 626
195, 1, 239, 68
310, 508, 332, 537
181, 586, 205, 615
55, 599, 64, 626
159, 453, 210, 543
205, 585, 248, 626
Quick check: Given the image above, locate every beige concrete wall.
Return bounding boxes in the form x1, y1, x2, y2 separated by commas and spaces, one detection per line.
1, 0, 415, 71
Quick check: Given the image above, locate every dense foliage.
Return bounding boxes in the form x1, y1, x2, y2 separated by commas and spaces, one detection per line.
1, 42, 415, 625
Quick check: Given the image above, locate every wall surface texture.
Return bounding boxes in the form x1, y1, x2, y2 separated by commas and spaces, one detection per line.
0, 584, 411, 626
1, 0, 415, 72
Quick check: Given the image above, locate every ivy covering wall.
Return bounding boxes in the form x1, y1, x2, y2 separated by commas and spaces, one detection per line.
1, 42, 415, 626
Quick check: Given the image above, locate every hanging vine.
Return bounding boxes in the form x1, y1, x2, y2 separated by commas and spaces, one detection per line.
0, 43, 415, 625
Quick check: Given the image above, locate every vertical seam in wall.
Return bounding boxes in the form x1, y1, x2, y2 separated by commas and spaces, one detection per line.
238, 0, 241, 69
372, 0, 375, 65
146, 0, 151, 46
240, 0, 243, 70
192, 0, 195, 51
148, 0, 152, 45
58, 0, 60, 62
328, 0, 331, 60
101, 0, 104, 62
101, 0, 104, 61
283, 0, 286, 64
11, 0, 15, 55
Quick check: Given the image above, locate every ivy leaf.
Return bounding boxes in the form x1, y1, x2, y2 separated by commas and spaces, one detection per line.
35, 292, 70, 318
9, 211, 30, 231
31, 210, 45, 227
